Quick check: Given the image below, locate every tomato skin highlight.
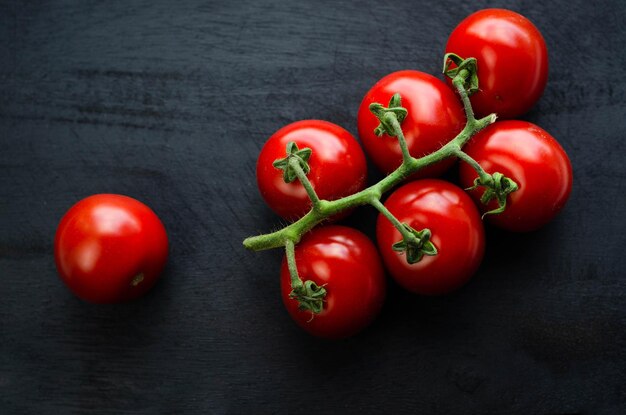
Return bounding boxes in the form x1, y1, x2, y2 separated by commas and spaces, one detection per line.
445, 8, 549, 119
280, 226, 386, 339
376, 180, 485, 295
459, 120, 573, 232
54, 194, 169, 303
357, 70, 465, 177
256, 120, 367, 221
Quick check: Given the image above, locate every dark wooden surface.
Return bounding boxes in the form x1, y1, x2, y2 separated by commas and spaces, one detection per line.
1, 0, 625, 413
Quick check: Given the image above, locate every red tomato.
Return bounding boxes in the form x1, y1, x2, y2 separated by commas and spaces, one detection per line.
459, 120, 573, 232
445, 9, 548, 119
280, 225, 385, 339
376, 180, 485, 295
357, 70, 465, 177
54, 194, 168, 303
256, 120, 367, 220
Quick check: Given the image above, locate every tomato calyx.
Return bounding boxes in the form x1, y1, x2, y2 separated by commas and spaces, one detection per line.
467, 172, 519, 217
289, 280, 327, 315
456, 150, 520, 217
368, 93, 413, 166
392, 224, 438, 264
272, 142, 313, 184
272, 141, 322, 208
369, 93, 408, 138
284, 239, 327, 315
370, 198, 438, 265
443, 53, 479, 96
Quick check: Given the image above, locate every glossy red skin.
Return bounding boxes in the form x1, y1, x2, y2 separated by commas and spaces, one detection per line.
376, 180, 485, 295
357, 70, 465, 177
54, 194, 168, 303
280, 225, 385, 339
257, 120, 367, 220
459, 120, 573, 232
446, 9, 548, 119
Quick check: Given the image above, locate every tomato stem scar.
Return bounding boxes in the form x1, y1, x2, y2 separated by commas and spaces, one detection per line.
131, 273, 144, 287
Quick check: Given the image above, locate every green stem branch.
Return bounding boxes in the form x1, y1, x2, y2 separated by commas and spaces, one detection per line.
284, 239, 302, 290
384, 113, 412, 164
370, 198, 410, 241
456, 150, 492, 185
289, 157, 320, 208
243, 71, 496, 252
452, 69, 476, 123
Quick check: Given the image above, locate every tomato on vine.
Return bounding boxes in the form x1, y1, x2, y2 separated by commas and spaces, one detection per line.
54, 194, 169, 303
256, 120, 367, 221
280, 225, 385, 339
376, 180, 485, 295
357, 70, 465, 177
459, 120, 573, 232
445, 8, 549, 119
244, 23, 570, 337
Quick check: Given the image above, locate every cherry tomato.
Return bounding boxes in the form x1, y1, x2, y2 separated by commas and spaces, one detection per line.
280, 225, 385, 339
256, 120, 367, 220
357, 70, 465, 177
376, 180, 485, 295
445, 9, 548, 119
54, 194, 169, 303
459, 120, 573, 232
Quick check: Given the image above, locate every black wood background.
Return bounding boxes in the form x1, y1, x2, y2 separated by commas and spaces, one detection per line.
1, 0, 625, 413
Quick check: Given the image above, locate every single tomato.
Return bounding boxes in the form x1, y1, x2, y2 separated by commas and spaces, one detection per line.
458, 120, 573, 232
256, 120, 367, 221
445, 8, 548, 119
280, 225, 385, 339
54, 194, 168, 303
376, 180, 485, 295
357, 70, 465, 177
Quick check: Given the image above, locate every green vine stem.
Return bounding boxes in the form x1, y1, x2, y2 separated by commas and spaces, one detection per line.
243, 69, 497, 252
289, 157, 320, 208
456, 149, 492, 185
369, 198, 411, 241
284, 239, 326, 313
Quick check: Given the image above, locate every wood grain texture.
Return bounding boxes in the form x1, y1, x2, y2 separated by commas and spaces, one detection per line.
1, 0, 625, 413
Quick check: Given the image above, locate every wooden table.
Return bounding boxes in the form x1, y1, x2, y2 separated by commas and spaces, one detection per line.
1, 1, 624, 413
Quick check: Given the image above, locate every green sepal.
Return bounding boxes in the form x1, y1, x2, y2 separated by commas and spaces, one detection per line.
392, 223, 438, 264
443, 53, 479, 96
272, 141, 312, 183
467, 172, 519, 217
369, 93, 408, 137
289, 280, 327, 314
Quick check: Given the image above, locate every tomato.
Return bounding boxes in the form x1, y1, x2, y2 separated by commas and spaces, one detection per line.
458, 120, 573, 232
357, 70, 465, 177
256, 120, 367, 220
445, 9, 548, 119
54, 194, 169, 303
376, 180, 485, 295
280, 225, 385, 339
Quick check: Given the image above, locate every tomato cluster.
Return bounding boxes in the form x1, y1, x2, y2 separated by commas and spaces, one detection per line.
52, 9, 573, 335
253, 9, 573, 339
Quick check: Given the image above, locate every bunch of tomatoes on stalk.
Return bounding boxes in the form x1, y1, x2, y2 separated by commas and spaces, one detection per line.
245, 8, 573, 339
52, 10, 572, 341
